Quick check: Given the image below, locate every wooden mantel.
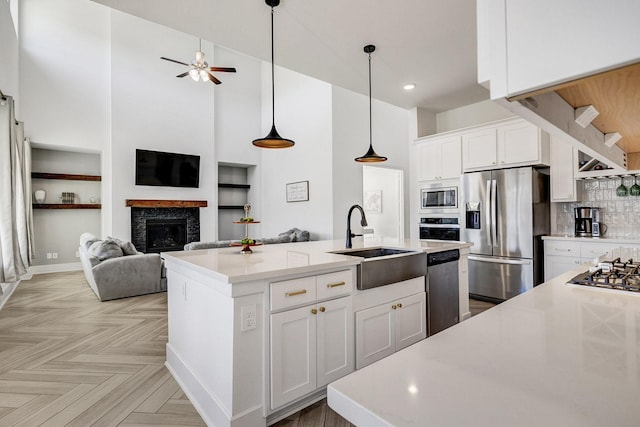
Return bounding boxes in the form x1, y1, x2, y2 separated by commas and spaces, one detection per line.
125, 199, 208, 208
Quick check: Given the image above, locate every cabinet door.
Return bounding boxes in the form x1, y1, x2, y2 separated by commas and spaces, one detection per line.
497, 121, 540, 166
316, 297, 354, 387
462, 128, 497, 171
417, 141, 441, 181
394, 292, 427, 351
270, 306, 317, 409
544, 255, 582, 282
439, 137, 462, 179
550, 137, 579, 202
355, 303, 394, 369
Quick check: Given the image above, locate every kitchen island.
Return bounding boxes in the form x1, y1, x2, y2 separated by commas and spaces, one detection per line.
161, 238, 471, 427
328, 267, 640, 426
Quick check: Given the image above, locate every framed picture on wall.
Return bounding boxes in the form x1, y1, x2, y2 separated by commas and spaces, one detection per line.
286, 181, 309, 202
364, 190, 382, 213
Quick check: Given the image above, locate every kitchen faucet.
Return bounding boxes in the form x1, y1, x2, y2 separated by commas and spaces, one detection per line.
346, 204, 368, 248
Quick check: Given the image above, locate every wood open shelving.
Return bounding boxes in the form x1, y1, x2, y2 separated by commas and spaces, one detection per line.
32, 172, 101, 181
125, 199, 208, 208
33, 203, 101, 209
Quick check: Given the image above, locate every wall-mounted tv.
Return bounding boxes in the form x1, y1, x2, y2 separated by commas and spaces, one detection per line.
135, 149, 200, 188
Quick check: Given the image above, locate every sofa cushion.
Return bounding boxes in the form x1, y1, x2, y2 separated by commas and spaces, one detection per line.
88, 240, 124, 261
80, 232, 100, 250
107, 236, 138, 255
261, 234, 292, 245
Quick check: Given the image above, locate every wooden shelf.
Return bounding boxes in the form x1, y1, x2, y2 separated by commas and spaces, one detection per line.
33, 204, 101, 209
32, 172, 101, 181
125, 199, 208, 208
219, 205, 246, 210
218, 183, 250, 189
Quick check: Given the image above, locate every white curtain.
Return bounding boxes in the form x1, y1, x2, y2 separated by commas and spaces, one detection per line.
0, 95, 33, 284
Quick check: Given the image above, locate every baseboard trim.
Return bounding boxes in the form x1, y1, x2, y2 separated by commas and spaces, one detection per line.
29, 262, 82, 275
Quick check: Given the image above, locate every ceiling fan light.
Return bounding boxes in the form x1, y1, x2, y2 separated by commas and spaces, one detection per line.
195, 51, 205, 65
199, 69, 208, 81
189, 69, 200, 81
253, 124, 295, 148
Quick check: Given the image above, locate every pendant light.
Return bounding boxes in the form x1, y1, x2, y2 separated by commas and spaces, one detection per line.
253, 0, 295, 149
355, 44, 387, 163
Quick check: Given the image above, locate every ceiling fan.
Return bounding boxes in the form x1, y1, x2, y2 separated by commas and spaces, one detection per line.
161, 41, 236, 85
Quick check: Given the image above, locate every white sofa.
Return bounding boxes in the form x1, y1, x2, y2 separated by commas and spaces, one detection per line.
79, 233, 167, 301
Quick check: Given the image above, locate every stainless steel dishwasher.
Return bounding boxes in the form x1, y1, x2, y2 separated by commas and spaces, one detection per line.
427, 249, 460, 335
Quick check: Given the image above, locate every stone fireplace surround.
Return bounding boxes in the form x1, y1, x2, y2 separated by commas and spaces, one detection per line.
126, 200, 207, 253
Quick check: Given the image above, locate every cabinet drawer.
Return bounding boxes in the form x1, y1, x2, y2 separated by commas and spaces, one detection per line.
580, 243, 616, 260
545, 241, 580, 257
316, 270, 353, 300
271, 277, 316, 311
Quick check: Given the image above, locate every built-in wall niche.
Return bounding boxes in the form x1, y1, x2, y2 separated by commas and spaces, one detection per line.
218, 164, 253, 241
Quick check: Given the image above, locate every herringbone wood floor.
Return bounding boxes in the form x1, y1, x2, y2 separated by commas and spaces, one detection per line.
0, 271, 353, 427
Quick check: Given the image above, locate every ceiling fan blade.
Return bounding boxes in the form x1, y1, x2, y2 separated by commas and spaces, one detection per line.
208, 67, 236, 73
206, 72, 222, 85
176, 71, 190, 78
160, 56, 190, 66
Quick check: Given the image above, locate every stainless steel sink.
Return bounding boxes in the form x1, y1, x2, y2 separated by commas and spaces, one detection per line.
331, 247, 427, 290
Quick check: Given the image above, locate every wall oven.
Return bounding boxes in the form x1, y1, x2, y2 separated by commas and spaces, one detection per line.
419, 217, 460, 241
420, 185, 458, 213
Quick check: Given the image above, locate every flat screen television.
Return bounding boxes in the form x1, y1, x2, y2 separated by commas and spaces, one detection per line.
135, 149, 200, 188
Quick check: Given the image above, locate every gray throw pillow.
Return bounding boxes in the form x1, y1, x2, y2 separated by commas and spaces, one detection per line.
88, 240, 123, 260
79, 232, 100, 250
107, 236, 138, 255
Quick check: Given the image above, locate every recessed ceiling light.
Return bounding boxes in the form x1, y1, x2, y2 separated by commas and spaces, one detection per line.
403, 83, 416, 91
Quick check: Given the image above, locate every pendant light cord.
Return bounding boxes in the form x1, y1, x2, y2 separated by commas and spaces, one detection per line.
368, 51, 373, 149
270, 5, 276, 127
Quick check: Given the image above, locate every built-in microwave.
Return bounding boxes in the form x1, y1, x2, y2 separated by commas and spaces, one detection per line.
420, 186, 458, 213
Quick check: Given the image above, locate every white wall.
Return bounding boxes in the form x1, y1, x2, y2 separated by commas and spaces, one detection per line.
260, 65, 333, 240
109, 10, 217, 241
436, 99, 514, 132
0, 0, 19, 106
363, 166, 404, 240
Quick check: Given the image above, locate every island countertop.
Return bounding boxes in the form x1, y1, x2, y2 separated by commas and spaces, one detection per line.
162, 238, 472, 284
327, 269, 640, 427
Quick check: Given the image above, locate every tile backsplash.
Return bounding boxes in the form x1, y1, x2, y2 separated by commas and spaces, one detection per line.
555, 177, 640, 239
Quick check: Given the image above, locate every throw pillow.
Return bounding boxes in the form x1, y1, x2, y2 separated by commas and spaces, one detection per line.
79, 232, 100, 250
106, 236, 138, 255
88, 240, 123, 261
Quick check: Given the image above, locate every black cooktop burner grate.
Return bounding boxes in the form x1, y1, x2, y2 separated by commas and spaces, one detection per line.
568, 258, 640, 293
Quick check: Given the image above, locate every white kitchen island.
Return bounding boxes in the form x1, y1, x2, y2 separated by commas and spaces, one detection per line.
328, 268, 640, 427
162, 238, 471, 427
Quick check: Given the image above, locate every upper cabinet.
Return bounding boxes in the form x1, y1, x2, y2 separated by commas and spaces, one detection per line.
416, 136, 461, 181
550, 136, 582, 203
461, 119, 549, 172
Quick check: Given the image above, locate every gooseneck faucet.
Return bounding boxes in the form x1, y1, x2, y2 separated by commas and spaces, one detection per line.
346, 204, 368, 248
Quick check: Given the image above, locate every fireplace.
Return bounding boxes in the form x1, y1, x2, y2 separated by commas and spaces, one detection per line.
146, 219, 187, 253
130, 205, 201, 253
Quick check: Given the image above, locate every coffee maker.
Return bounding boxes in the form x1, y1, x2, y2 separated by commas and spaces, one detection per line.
574, 207, 603, 237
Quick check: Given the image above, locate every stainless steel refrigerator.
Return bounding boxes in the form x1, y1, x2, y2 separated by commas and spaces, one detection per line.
460, 167, 549, 301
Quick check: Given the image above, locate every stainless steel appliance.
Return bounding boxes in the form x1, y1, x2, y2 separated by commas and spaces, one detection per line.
420, 185, 458, 213
460, 167, 549, 301
568, 257, 640, 293
426, 249, 460, 335
419, 217, 460, 241
575, 207, 605, 237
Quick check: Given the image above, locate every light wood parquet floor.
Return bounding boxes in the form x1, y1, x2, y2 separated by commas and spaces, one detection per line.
0, 271, 497, 427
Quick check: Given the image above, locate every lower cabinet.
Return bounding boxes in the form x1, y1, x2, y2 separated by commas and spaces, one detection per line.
544, 239, 618, 281
355, 292, 426, 369
270, 295, 354, 410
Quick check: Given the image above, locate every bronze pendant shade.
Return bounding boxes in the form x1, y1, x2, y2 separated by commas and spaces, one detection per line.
253, 0, 295, 149
355, 44, 387, 163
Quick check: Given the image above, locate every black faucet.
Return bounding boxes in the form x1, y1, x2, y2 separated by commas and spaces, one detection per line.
346, 204, 368, 248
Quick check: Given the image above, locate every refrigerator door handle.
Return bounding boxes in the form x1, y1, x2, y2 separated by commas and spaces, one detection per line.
491, 179, 498, 247
485, 180, 492, 246
468, 255, 532, 266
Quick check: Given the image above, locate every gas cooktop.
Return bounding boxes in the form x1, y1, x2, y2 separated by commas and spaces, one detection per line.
568, 257, 640, 293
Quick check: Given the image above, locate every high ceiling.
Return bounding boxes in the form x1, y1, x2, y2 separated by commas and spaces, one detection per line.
91, 0, 488, 112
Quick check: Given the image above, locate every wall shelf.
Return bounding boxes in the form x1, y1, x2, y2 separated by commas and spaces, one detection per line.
32, 172, 101, 181
33, 203, 101, 209
218, 205, 246, 210
218, 183, 250, 189
125, 199, 208, 208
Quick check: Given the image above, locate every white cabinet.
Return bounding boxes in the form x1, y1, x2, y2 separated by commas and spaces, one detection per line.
550, 136, 582, 202
269, 270, 354, 410
355, 292, 426, 369
544, 239, 618, 281
417, 136, 462, 181
462, 119, 549, 172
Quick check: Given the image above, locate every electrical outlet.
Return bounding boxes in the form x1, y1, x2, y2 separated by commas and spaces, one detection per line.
46, 253, 52, 259
75, 251, 80, 258
52, 252, 58, 259
241, 304, 257, 332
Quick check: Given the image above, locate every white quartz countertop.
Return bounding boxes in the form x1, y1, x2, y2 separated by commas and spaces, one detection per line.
328, 269, 640, 427
543, 235, 640, 245
162, 238, 472, 283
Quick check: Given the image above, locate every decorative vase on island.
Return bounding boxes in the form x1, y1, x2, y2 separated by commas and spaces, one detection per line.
34, 190, 46, 204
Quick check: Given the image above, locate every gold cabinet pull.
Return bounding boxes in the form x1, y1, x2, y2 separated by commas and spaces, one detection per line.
397, 303, 403, 308
319, 306, 326, 312
311, 308, 318, 315
392, 305, 397, 310
286, 289, 307, 297
327, 281, 346, 288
